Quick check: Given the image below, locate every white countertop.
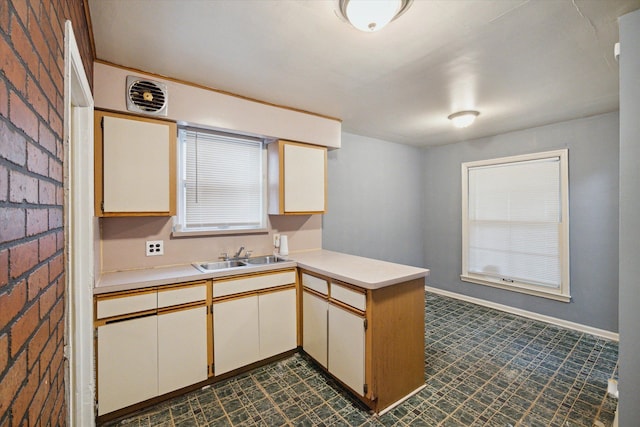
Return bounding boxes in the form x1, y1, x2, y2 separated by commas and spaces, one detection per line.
291, 250, 429, 289
94, 250, 429, 294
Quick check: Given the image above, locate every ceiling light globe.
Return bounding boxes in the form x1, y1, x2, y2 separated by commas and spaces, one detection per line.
448, 111, 480, 128
345, 0, 402, 32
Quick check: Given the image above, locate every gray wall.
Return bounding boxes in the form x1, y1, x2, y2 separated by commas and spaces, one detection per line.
323, 132, 425, 267
618, 9, 640, 426
423, 113, 620, 332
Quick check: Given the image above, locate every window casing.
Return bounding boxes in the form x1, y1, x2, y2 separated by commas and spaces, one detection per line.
175, 127, 266, 235
461, 150, 570, 302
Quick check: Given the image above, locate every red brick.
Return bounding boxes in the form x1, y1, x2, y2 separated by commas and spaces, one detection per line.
27, 264, 48, 300
38, 122, 55, 154
38, 179, 55, 204
0, 249, 7, 288
39, 233, 56, 262
0, 207, 25, 243
0, 351, 26, 415
27, 76, 49, 122
28, 13, 51, 67
0, 36, 27, 95
48, 254, 62, 280
0, 80, 7, 117
0, 0, 9, 30
38, 286, 56, 319
55, 231, 63, 251
37, 62, 57, 105
0, 333, 8, 374
55, 186, 63, 205
48, 158, 61, 183
56, 275, 64, 298
49, 106, 62, 141
48, 207, 62, 229
9, 239, 39, 279
12, 358, 38, 424
11, 0, 29, 27
49, 341, 63, 382
9, 170, 38, 203
11, 14, 40, 77
0, 280, 25, 330
29, 369, 50, 425
10, 301, 39, 356
27, 208, 48, 236
27, 142, 49, 176
9, 92, 39, 141
27, 319, 49, 369
0, 164, 7, 202
49, 297, 63, 325
38, 331, 55, 376
0, 118, 27, 166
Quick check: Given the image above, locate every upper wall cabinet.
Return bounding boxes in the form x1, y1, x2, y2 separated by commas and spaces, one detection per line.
268, 140, 327, 215
94, 110, 177, 217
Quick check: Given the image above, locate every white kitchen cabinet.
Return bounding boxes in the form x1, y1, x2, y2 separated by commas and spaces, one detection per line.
213, 295, 260, 375
268, 139, 327, 215
158, 306, 208, 394
97, 315, 158, 415
259, 288, 297, 359
302, 290, 328, 368
328, 303, 366, 396
94, 110, 176, 217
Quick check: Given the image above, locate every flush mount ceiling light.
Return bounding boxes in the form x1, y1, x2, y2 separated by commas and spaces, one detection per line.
338, 0, 413, 32
448, 110, 480, 128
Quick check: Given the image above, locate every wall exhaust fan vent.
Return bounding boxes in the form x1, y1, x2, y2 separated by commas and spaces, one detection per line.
126, 76, 168, 116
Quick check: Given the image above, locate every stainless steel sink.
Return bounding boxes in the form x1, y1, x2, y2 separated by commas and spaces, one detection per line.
245, 255, 288, 265
194, 260, 248, 272
193, 256, 288, 272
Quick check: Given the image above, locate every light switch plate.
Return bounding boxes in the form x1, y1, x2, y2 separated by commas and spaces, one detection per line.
146, 240, 164, 256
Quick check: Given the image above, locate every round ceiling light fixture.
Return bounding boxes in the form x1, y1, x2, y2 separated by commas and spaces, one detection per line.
338, 0, 413, 32
448, 110, 480, 128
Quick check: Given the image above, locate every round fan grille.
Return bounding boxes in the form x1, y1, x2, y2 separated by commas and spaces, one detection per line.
127, 79, 167, 113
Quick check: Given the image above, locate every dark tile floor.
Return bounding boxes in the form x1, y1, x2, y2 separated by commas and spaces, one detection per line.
103, 292, 619, 427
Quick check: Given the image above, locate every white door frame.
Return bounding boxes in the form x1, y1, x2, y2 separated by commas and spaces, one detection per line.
64, 20, 95, 426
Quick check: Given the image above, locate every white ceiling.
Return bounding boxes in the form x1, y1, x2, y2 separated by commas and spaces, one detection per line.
88, 0, 639, 147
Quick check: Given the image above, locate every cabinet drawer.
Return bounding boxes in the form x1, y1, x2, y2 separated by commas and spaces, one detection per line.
213, 271, 296, 298
158, 284, 206, 308
331, 282, 366, 312
96, 292, 157, 320
302, 273, 328, 295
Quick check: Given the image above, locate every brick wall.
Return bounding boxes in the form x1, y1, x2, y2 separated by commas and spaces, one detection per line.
0, 0, 93, 425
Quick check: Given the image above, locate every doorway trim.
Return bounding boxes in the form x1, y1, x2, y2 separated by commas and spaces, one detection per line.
64, 20, 95, 426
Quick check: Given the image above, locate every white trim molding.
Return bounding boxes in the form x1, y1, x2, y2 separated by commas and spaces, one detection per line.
425, 285, 619, 341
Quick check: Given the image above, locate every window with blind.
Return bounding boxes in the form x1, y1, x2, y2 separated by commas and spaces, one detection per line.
461, 149, 570, 302
175, 127, 266, 234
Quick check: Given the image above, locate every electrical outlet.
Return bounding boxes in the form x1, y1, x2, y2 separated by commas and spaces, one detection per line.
273, 234, 281, 248
146, 240, 164, 256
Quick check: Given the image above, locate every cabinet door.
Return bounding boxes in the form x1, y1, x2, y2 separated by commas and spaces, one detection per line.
213, 296, 260, 375
158, 306, 208, 394
302, 290, 328, 368
259, 288, 296, 359
283, 143, 326, 212
97, 316, 158, 415
328, 304, 365, 396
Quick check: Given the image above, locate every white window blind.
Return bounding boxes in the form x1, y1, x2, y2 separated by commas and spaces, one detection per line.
177, 128, 265, 232
462, 150, 570, 301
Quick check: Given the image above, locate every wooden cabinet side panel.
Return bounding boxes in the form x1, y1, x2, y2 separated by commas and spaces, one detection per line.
97, 316, 158, 415
370, 278, 425, 411
158, 307, 208, 395
213, 296, 260, 375
302, 290, 328, 368
258, 288, 297, 359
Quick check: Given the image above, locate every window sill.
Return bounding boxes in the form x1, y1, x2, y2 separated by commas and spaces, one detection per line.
172, 228, 269, 238
460, 274, 571, 303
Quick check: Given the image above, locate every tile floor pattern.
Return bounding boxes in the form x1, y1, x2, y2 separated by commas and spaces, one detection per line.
104, 292, 619, 427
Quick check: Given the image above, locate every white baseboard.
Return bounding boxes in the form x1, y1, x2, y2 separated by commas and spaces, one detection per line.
425, 286, 619, 341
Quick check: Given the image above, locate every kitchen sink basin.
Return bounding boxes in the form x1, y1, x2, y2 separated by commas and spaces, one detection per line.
245, 255, 288, 265
194, 260, 248, 272
194, 256, 289, 272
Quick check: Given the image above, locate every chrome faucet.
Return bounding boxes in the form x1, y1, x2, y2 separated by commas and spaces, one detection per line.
233, 246, 245, 259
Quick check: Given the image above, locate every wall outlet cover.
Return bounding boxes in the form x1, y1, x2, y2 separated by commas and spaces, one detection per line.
146, 240, 164, 256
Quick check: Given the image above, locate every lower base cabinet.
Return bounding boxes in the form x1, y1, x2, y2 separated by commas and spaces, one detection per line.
328, 303, 365, 396
97, 316, 158, 416
213, 295, 260, 375
259, 288, 297, 359
302, 290, 328, 367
